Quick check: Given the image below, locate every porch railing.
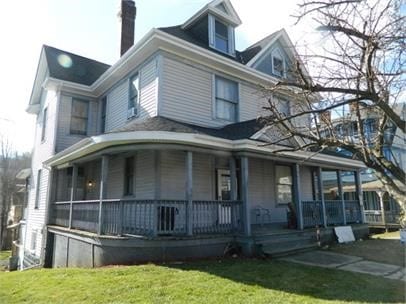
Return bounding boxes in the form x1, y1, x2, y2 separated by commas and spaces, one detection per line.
364, 210, 400, 226
301, 199, 362, 228
50, 199, 243, 237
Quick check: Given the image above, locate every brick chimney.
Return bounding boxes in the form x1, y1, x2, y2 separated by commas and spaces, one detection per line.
120, 0, 136, 56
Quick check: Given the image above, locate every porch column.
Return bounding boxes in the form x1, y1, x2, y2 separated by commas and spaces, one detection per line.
317, 167, 328, 228
98, 155, 109, 235
293, 164, 303, 230
69, 165, 78, 229
377, 190, 387, 231
186, 151, 193, 236
241, 156, 251, 236
355, 170, 366, 223
229, 156, 238, 231
337, 170, 347, 225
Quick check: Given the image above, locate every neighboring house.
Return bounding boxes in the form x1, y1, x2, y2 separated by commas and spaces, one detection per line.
320, 103, 405, 229
21, 0, 367, 269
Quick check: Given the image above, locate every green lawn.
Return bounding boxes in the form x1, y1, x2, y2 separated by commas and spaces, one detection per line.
329, 231, 405, 267
0, 259, 404, 304
0, 250, 11, 261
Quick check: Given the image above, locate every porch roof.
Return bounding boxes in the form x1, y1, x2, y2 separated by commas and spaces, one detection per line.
43, 117, 365, 171
109, 116, 267, 141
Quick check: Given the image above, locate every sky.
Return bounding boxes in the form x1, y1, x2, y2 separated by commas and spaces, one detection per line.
0, 0, 314, 153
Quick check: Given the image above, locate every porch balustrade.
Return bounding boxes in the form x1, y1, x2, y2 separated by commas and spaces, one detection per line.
50, 199, 243, 237
301, 200, 362, 228
364, 210, 400, 226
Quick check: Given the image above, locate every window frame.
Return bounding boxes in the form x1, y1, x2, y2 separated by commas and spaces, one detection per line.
213, 75, 239, 122
70, 98, 89, 135
128, 73, 140, 119
271, 48, 286, 78
275, 164, 293, 205
30, 230, 37, 252
100, 96, 107, 133
41, 107, 47, 142
208, 14, 235, 56
214, 19, 229, 53
34, 169, 42, 209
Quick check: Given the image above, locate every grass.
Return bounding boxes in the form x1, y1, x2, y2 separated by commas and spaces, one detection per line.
329, 231, 405, 267
0, 250, 11, 261
0, 259, 404, 304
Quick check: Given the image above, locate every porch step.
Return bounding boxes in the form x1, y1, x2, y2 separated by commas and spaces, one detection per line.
254, 231, 319, 257
261, 243, 319, 258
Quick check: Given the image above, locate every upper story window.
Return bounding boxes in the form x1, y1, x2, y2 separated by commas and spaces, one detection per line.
215, 20, 229, 53
70, 99, 89, 135
279, 98, 290, 117
272, 48, 285, 78
209, 15, 235, 56
215, 76, 238, 122
41, 107, 47, 142
100, 96, 107, 133
128, 73, 139, 119
34, 169, 42, 209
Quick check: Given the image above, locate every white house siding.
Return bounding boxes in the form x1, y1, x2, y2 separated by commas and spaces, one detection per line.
56, 94, 98, 152
160, 55, 278, 127
25, 88, 58, 260
106, 155, 124, 199
160, 150, 187, 200
105, 57, 158, 132
135, 151, 155, 199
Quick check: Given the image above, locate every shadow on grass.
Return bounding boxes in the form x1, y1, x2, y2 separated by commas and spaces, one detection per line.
164, 258, 405, 303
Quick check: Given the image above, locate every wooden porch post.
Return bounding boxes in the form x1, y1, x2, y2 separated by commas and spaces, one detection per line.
317, 167, 328, 228
293, 164, 303, 230
229, 156, 237, 230
186, 151, 193, 236
241, 156, 251, 236
337, 170, 347, 225
69, 165, 78, 229
355, 170, 366, 223
98, 155, 109, 235
377, 190, 387, 231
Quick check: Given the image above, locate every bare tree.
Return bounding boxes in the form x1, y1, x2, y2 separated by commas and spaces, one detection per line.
0, 137, 31, 249
261, 0, 405, 225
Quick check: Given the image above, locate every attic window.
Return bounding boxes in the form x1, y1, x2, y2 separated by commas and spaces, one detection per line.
215, 20, 229, 53
272, 49, 285, 77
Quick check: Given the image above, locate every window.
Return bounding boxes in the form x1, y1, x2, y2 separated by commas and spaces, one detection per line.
128, 74, 139, 119
215, 20, 229, 53
41, 107, 47, 142
277, 97, 290, 116
30, 231, 37, 251
275, 165, 292, 204
215, 76, 238, 121
124, 156, 135, 196
272, 49, 285, 77
34, 169, 42, 209
100, 96, 107, 133
70, 99, 89, 135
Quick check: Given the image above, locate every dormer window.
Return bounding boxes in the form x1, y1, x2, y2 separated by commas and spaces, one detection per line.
208, 14, 235, 56
215, 20, 229, 53
272, 48, 285, 77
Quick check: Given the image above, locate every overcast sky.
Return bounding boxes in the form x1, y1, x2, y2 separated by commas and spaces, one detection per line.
0, 0, 315, 153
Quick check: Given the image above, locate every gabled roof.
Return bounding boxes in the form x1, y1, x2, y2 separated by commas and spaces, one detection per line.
109, 116, 267, 141
182, 0, 242, 29
239, 30, 282, 64
43, 45, 110, 86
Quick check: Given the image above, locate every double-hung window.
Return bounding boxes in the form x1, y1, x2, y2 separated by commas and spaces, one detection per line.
275, 165, 293, 205
215, 20, 229, 53
215, 76, 238, 121
277, 97, 290, 117
70, 99, 89, 135
41, 107, 47, 142
34, 169, 42, 209
128, 74, 139, 119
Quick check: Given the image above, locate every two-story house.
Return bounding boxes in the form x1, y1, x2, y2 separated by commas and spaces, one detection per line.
21, 0, 367, 269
